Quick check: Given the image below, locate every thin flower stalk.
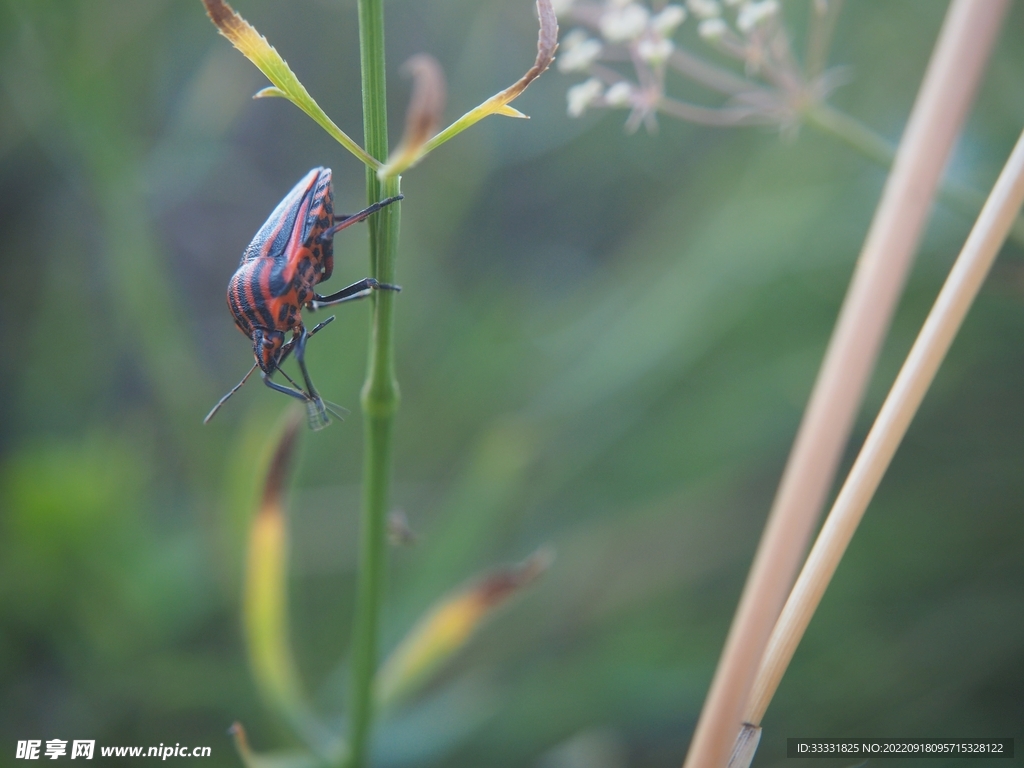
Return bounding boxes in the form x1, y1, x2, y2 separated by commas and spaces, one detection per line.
681, 2, 1009, 767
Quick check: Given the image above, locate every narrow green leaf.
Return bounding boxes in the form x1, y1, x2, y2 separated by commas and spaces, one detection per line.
202, 0, 380, 170
375, 548, 552, 711
243, 412, 343, 760
244, 412, 305, 721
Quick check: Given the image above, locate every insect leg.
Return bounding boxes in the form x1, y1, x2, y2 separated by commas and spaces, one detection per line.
319, 195, 404, 241
275, 316, 336, 374
261, 370, 310, 402
270, 316, 338, 398
307, 315, 337, 335
311, 278, 400, 309
294, 327, 331, 430
292, 327, 319, 398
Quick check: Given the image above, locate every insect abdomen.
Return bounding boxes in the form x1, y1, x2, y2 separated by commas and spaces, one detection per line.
227, 259, 274, 336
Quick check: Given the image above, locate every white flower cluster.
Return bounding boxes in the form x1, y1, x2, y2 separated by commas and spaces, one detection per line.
556, 1, 687, 130
737, 0, 780, 32
558, 2, 686, 71
555, 0, 808, 132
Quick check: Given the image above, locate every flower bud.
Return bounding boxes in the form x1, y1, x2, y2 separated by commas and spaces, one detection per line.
604, 81, 634, 108
686, 0, 721, 19
638, 37, 675, 64
737, 0, 779, 33
698, 17, 728, 39
652, 5, 687, 35
600, 3, 650, 42
567, 77, 604, 116
557, 31, 603, 72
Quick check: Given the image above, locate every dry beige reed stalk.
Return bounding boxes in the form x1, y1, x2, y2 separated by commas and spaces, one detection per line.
681, 2, 1010, 767
745, 121, 1024, 729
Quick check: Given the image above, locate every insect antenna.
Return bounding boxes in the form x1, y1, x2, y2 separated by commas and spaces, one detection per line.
274, 366, 313, 399
204, 362, 259, 423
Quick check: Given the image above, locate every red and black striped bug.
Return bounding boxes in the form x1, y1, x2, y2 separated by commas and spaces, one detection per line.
204, 167, 402, 430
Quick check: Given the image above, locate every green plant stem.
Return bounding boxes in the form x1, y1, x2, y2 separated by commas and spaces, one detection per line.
804, 101, 893, 166
347, 1, 401, 766
805, 102, 1024, 247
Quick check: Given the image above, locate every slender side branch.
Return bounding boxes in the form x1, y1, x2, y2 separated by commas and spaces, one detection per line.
658, 97, 766, 126
667, 47, 763, 95
806, 102, 1024, 247
804, 102, 894, 167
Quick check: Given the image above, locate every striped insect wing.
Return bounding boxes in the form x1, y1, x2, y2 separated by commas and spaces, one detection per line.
240, 167, 330, 268
227, 168, 330, 338
300, 169, 334, 248
298, 169, 335, 284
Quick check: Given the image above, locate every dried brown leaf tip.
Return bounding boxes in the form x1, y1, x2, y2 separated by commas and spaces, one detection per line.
202, 0, 236, 31
260, 410, 303, 515
381, 55, 447, 177
503, 0, 559, 105
475, 546, 553, 608
374, 547, 554, 707
402, 55, 447, 152
202, 0, 262, 56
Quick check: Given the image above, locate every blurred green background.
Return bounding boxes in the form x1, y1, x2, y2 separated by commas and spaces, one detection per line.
2, 0, 1023, 766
